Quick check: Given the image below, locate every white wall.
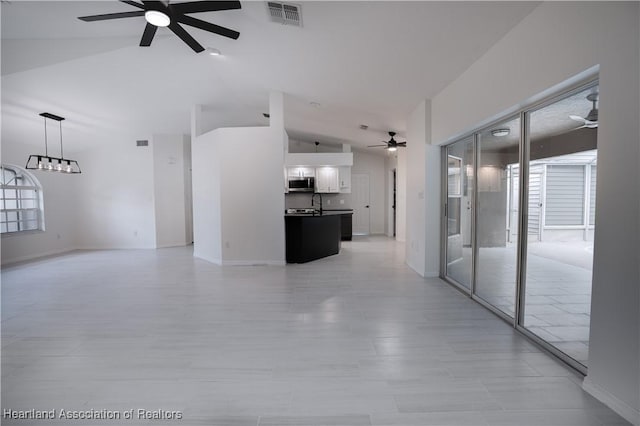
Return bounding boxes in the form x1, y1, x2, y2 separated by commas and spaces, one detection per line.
192, 127, 286, 265
76, 138, 157, 249
0, 141, 79, 264
192, 92, 286, 266
191, 133, 222, 263
430, 3, 639, 423
395, 149, 407, 242
183, 137, 193, 244
288, 138, 343, 153
403, 100, 440, 277
152, 134, 190, 248
219, 127, 285, 264
351, 150, 386, 234
404, 101, 427, 276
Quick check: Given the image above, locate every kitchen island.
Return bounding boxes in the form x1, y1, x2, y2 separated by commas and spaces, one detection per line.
284, 211, 352, 263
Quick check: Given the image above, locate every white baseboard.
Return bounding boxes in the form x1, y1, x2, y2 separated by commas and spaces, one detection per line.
220, 260, 286, 266
406, 260, 424, 277
424, 269, 439, 278
1, 247, 78, 266
583, 377, 640, 425
192, 254, 285, 267
155, 242, 189, 249
192, 252, 221, 265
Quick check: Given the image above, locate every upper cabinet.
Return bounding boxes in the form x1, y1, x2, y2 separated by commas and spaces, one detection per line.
287, 167, 315, 178
339, 166, 351, 193
285, 152, 353, 194
316, 167, 340, 193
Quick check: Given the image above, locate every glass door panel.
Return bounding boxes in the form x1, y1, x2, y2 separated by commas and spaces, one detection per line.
445, 137, 474, 290
522, 84, 599, 366
475, 117, 520, 317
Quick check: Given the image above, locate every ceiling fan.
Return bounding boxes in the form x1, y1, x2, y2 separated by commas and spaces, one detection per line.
368, 132, 407, 152
569, 93, 598, 129
78, 0, 241, 53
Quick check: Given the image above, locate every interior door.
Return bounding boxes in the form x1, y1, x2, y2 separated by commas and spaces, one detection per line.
352, 174, 370, 235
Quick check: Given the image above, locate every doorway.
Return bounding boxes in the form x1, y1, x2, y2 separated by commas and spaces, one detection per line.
391, 169, 397, 237
352, 174, 370, 235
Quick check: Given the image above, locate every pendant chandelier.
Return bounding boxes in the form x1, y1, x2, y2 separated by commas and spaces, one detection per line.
26, 112, 81, 174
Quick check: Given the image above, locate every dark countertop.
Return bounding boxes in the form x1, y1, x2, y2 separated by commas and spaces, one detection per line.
285, 211, 353, 217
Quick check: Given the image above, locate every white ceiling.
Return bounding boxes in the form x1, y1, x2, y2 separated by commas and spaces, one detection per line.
1, 1, 540, 153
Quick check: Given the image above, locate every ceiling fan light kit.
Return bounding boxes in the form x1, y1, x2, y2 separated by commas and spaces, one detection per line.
491, 128, 510, 137
367, 131, 407, 151
144, 10, 170, 27
78, 0, 242, 53
26, 113, 82, 174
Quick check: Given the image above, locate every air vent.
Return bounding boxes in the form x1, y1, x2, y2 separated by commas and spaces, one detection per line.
267, 1, 302, 27
136, 140, 149, 147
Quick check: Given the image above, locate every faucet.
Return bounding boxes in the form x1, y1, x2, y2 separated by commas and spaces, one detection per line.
311, 193, 323, 215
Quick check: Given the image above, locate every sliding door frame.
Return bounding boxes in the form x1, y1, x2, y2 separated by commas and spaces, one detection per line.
439, 76, 599, 375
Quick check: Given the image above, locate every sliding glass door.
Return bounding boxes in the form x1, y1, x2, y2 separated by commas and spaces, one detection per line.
441, 80, 599, 371
521, 85, 599, 366
475, 116, 520, 317
445, 137, 474, 290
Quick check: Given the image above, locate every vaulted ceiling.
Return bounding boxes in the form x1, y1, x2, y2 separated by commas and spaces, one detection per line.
1, 1, 540, 152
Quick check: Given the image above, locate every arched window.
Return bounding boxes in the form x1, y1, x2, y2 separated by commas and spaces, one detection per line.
1, 164, 44, 234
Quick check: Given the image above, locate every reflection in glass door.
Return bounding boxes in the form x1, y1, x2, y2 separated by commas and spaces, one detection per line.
475, 117, 520, 317
522, 84, 599, 366
445, 137, 474, 290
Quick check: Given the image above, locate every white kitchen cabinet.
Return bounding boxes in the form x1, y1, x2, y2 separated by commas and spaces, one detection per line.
339, 166, 351, 193
316, 167, 340, 193
287, 167, 315, 178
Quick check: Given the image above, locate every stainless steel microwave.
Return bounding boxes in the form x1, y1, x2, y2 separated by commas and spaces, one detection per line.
288, 177, 315, 192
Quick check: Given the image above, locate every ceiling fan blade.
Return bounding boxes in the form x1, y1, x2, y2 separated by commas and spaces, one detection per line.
119, 0, 145, 9
397, 142, 407, 146
172, 1, 241, 14
176, 14, 240, 39
140, 23, 158, 46
168, 22, 205, 52
368, 144, 388, 147
78, 10, 145, 21
569, 115, 586, 123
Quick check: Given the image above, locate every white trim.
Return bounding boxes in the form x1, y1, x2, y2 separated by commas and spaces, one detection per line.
1, 247, 78, 266
406, 259, 424, 277
220, 260, 286, 266
192, 252, 221, 265
583, 377, 640, 426
78, 245, 157, 250
155, 242, 189, 249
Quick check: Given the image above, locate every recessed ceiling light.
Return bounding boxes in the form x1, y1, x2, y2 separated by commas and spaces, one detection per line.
145, 10, 170, 27
491, 128, 510, 137
205, 47, 222, 56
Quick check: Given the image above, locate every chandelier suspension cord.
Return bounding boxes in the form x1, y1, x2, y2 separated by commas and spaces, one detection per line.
43, 116, 49, 157
59, 121, 63, 159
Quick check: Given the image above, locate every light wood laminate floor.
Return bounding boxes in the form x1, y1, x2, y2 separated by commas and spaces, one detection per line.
1, 237, 629, 425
